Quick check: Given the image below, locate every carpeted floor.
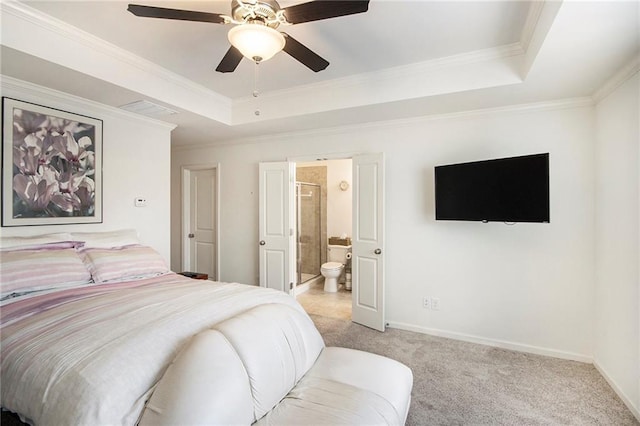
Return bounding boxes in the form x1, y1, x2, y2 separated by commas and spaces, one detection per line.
310, 314, 638, 426
3, 314, 637, 425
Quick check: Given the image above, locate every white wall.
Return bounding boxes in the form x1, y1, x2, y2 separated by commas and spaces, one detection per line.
594, 71, 639, 417
172, 102, 596, 360
1, 77, 173, 262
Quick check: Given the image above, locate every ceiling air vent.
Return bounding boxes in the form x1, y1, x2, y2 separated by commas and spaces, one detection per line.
119, 100, 178, 117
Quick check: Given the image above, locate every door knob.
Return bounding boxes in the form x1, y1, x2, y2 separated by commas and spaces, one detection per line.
374, 248, 382, 255
188, 233, 195, 238
259, 240, 266, 246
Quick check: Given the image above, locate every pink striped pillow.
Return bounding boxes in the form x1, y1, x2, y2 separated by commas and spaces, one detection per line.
80, 244, 170, 283
0, 241, 85, 252
0, 246, 92, 298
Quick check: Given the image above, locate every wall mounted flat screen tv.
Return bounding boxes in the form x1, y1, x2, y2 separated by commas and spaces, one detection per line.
435, 153, 550, 223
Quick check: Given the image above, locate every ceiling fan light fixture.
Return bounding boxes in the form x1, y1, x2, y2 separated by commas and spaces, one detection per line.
228, 23, 285, 62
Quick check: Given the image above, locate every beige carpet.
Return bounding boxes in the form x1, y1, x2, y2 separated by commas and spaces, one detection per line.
311, 314, 638, 426
2, 313, 637, 425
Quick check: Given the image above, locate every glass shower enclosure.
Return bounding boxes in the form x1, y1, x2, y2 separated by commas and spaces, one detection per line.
296, 182, 322, 285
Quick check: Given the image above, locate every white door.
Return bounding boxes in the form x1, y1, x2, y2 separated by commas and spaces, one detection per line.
183, 167, 218, 280
258, 162, 296, 294
351, 153, 385, 331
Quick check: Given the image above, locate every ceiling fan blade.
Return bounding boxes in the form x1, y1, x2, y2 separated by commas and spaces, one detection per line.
216, 46, 244, 73
282, 0, 369, 24
127, 4, 225, 24
282, 33, 329, 72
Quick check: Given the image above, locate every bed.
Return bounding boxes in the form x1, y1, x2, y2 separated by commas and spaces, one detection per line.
1, 230, 413, 425
0, 231, 298, 424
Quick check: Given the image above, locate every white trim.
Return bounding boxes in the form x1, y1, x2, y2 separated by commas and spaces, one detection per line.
232, 43, 524, 124
181, 164, 221, 281
235, 43, 524, 108
520, 0, 563, 78
387, 321, 593, 363
519, 1, 546, 53
1, 2, 231, 124
181, 167, 190, 272
1, 75, 177, 131
173, 96, 594, 152
1, 2, 229, 107
287, 152, 360, 163
593, 360, 640, 421
592, 56, 640, 103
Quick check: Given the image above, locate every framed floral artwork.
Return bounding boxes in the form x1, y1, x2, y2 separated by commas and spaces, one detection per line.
2, 98, 103, 226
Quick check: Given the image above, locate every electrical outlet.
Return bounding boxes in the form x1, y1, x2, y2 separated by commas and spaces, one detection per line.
423, 297, 431, 309
431, 297, 441, 311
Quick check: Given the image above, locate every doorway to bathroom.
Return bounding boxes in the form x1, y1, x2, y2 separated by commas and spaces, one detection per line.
295, 159, 353, 321
258, 153, 385, 330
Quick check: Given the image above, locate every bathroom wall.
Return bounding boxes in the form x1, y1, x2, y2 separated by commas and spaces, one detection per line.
326, 159, 353, 240
298, 159, 354, 256
296, 165, 327, 270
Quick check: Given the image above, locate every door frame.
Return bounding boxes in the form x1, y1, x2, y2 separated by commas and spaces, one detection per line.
287, 152, 385, 329
181, 163, 221, 280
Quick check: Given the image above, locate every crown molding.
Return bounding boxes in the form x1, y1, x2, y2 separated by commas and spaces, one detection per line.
1, 1, 231, 122
232, 43, 525, 125
1, 75, 177, 130
4, 1, 539, 130
592, 55, 640, 103
520, 1, 546, 53
519, 0, 563, 79
235, 42, 525, 107
174, 96, 593, 152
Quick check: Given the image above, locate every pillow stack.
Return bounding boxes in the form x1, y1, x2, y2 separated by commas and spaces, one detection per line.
0, 229, 170, 303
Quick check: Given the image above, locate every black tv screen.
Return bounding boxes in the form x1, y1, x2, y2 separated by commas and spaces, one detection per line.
435, 153, 549, 223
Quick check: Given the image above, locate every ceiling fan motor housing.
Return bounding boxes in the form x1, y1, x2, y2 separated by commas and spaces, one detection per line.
231, 0, 282, 28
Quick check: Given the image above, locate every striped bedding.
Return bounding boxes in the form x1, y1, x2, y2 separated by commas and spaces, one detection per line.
1, 273, 302, 425
1, 244, 92, 298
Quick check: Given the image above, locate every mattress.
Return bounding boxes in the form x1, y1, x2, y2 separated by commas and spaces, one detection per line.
1, 273, 301, 425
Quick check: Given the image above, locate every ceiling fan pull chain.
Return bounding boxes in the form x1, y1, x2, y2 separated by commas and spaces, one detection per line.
253, 60, 261, 116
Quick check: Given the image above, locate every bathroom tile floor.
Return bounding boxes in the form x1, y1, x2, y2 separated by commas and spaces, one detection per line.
297, 280, 352, 321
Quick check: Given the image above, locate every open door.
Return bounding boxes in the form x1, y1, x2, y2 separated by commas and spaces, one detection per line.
258, 162, 296, 295
351, 153, 385, 331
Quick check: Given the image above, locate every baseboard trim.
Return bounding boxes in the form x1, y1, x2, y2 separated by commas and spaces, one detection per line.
386, 321, 592, 363
593, 360, 640, 422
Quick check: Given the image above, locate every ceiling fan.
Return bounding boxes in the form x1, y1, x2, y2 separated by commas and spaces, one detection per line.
127, 0, 370, 73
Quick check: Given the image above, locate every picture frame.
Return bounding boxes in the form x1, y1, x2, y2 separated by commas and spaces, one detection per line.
2, 97, 103, 226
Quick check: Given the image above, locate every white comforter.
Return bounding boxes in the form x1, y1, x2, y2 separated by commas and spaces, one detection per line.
1, 273, 301, 425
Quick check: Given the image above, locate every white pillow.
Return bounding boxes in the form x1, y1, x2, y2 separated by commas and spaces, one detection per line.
71, 229, 139, 248
0, 233, 74, 249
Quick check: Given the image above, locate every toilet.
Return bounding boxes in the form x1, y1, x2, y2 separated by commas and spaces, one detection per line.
321, 244, 351, 293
